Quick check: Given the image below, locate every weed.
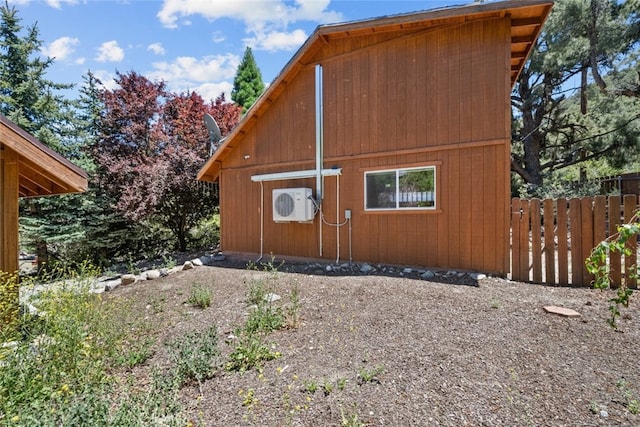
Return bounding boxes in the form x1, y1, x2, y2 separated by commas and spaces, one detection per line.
148, 295, 166, 314
340, 405, 365, 427
113, 336, 155, 368
303, 379, 319, 394
225, 332, 281, 373
240, 388, 259, 423
166, 325, 220, 388
357, 365, 385, 384
338, 377, 347, 391
162, 254, 177, 269
617, 379, 640, 414
322, 379, 334, 396
245, 302, 284, 334
187, 282, 213, 309
0, 261, 188, 425
285, 283, 301, 329
490, 299, 501, 309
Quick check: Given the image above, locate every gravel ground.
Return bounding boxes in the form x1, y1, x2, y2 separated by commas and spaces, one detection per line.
112, 255, 640, 426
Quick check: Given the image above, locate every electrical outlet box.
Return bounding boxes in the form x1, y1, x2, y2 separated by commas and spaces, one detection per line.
345, 209, 351, 219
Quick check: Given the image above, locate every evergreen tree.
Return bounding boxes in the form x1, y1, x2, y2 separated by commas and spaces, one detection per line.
0, 3, 88, 269
511, 0, 640, 195
231, 47, 265, 111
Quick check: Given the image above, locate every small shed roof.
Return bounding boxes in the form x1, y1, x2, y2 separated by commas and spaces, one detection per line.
0, 115, 88, 197
198, 0, 553, 183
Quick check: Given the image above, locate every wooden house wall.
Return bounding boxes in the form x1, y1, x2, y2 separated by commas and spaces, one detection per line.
0, 147, 19, 274
219, 17, 511, 274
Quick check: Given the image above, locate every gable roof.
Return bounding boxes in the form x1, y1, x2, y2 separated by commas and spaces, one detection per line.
0, 115, 88, 197
198, 0, 553, 183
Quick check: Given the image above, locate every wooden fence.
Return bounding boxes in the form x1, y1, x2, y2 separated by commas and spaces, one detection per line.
511, 195, 639, 288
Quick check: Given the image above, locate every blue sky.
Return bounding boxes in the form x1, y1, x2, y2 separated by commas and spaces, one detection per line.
12, 0, 463, 101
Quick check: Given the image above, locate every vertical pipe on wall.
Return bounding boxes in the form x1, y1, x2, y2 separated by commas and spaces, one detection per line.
257, 181, 264, 263
315, 64, 324, 256
335, 174, 340, 264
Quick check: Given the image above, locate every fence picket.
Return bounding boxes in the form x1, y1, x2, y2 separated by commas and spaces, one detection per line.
510, 195, 639, 287
569, 198, 582, 286
581, 197, 594, 286
519, 199, 530, 281
624, 195, 638, 289
609, 195, 622, 288
543, 199, 555, 284
557, 198, 569, 286
531, 199, 542, 283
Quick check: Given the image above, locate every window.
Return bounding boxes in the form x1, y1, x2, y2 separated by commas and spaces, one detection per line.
365, 166, 436, 210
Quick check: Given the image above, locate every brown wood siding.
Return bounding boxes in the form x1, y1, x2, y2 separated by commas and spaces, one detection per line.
0, 148, 19, 274
218, 17, 511, 274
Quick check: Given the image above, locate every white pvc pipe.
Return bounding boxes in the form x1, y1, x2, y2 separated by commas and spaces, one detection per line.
336, 175, 340, 264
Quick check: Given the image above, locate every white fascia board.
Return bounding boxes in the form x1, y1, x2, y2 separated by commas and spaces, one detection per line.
251, 168, 342, 182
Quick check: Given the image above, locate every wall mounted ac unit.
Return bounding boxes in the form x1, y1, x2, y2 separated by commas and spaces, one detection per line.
272, 188, 315, 222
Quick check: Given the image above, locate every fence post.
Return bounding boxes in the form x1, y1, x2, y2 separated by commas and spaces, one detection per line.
511, 198, 521, 282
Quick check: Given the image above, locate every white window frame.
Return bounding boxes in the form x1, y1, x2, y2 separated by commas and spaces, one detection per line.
364, 165, 437, 211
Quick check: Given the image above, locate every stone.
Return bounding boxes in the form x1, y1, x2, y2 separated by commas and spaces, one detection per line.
146, 270, 161, 280
325, 265, 333, 272
359, 263, 374, 273
543, 305, 581, 317
403, 268, 413, 274
159, 268, 169, 277
192, 258, 204, 267
168, 266, 182, 275
421, 271, 435, 280
104, 279, 121, 291
470, 273, 487, 280
264, 293, 281, 303
121, 274, 136, 286
182, 261, 194, 270
199, 256, 212, 265
213, 254, 226, 262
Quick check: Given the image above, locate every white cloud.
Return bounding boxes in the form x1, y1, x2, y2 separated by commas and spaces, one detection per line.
147, 53, 239, 84
42, 36, 79, 60
147, 42, 166, 56
191, 81, 234, 102
244, 29, 307, 52
46, 0, 79, 8
95, 40, 124, 63
145, 53, 239, 99
157, 0, 341, 51
92, 70, 119, 91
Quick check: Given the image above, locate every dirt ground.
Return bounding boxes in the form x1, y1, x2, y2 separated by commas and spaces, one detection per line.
112, 255, 640, 426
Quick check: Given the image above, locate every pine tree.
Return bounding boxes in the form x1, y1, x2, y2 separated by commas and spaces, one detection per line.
0, 3, 88, 270
231, 47, 265, 111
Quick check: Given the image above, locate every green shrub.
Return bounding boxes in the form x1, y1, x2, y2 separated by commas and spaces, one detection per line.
225, 332, 280, 373
166, 326, 220, 386
187, 282, 213, 309
0, 261, 185, 425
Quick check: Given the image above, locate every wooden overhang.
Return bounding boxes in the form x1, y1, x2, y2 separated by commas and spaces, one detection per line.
0, 115, 88, 198
197, 0, 553, 183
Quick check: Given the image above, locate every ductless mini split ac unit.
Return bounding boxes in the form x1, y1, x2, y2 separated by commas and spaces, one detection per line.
272, 188, 315, 222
